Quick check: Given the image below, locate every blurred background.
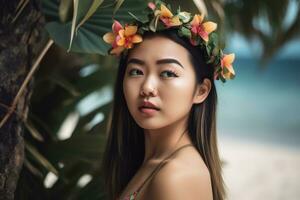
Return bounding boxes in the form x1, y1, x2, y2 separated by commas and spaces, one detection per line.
217, 30, 300, 200
8, 0, 299, 199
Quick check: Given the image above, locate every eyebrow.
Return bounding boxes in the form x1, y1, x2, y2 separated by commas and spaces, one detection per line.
126, 58, 184, 68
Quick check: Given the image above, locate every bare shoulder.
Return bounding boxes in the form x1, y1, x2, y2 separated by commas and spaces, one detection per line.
146, 147, 213, 200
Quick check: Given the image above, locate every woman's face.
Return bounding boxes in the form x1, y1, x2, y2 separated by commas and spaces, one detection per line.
123, 36, 209, 130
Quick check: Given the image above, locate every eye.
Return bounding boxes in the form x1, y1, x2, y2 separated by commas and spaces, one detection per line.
160, 70, 179, 78
128, 68, 143, 76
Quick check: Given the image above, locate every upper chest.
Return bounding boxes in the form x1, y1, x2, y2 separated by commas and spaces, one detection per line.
118, 163, 157, 200
119, 149, 205, 200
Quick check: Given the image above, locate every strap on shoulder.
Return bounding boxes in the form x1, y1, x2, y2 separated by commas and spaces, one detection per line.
136, 143, 194, 193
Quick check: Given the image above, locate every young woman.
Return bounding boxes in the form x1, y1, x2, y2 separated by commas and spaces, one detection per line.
101, 1, 235, 200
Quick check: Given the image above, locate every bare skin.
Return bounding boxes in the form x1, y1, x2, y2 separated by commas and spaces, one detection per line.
121, 36, 212, 200
119, 146, 213, 200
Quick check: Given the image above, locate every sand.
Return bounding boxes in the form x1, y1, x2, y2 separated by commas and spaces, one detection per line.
218, 137, 300, 200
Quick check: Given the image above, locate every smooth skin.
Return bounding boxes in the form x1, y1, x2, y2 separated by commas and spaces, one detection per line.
121, 36, 213, 200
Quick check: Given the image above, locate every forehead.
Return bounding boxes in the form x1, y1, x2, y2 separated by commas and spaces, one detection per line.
127, 36, 190, 64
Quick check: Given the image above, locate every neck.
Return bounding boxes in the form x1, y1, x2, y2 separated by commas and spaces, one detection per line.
142, 117, 192, 165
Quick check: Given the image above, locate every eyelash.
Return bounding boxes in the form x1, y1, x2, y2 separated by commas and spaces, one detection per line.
128, 69, 179, 78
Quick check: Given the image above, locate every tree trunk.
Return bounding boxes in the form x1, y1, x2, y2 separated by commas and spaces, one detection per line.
0, 1, 43, 199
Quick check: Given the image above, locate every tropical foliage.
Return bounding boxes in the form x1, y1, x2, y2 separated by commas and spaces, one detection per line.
15, 0, 147, 199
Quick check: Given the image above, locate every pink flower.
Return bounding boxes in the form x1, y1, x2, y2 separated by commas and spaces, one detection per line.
154, 4, 182, 28
148, 2, 156, 10
102, 20, 142, 55
220, 53, 235, 79
190, 14, 217, 43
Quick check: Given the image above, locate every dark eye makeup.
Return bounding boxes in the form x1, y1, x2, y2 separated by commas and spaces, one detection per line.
127, 68, 179, 78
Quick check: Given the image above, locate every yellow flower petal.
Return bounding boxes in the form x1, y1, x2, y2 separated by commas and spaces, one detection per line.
191, 14, 204, 26
226, 65, 235, 75
110, 46, 125, 55
222, 65, 235, 79
117, 36, 125, 46
160, 4, 173, 18
132, 34, 143, 43
223, 53, 235, 67
199, 14, 205, 23
190, 15, 198, 26
222, 72, 230, 79
170, 16, 182, 26
118, 29, 125, 37
203, 22, 217, 34
126, 43, 134, 49
103, 32, 115, 44
124, 26, 138, 37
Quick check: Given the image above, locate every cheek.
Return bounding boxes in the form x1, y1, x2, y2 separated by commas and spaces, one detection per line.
123, 78, 139, 109
161, 78, 196, 115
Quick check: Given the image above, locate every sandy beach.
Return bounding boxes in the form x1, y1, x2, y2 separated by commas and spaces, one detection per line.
218, 137, 300, 200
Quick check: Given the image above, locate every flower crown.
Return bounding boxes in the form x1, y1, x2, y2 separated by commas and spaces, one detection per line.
102, 0, 236, 83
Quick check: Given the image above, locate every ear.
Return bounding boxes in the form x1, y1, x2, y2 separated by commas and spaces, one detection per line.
193, 78, 211, 104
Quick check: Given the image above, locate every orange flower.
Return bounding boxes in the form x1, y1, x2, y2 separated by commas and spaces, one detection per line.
155, 4, 182, 28
221, 53, 235, 79
190, 14, 217, 43
102, 20, 143, 55
102, 20, 122, 47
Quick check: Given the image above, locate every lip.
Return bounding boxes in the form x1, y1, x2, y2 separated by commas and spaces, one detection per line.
139, 107, 159, 116
138, 101, 160, 117
139, 101, 160, 110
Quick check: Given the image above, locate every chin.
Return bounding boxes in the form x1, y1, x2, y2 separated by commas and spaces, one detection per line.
134, 117, 165, 130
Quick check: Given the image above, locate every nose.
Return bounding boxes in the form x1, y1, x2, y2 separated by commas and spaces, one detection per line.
140, 76, 157, 97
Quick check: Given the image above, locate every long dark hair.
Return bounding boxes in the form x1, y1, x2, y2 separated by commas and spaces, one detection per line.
101, 28, 226, 200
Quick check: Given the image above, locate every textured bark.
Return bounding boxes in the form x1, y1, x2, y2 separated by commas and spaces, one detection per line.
0, 1, 43, 199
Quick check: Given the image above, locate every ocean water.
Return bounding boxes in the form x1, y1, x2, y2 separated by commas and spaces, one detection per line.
216, 58, 300, 148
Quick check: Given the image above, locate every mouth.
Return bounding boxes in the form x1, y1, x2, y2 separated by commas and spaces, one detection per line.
138, 106, 160, 111
138, 101, 160, 111
138, 107, 160, 116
